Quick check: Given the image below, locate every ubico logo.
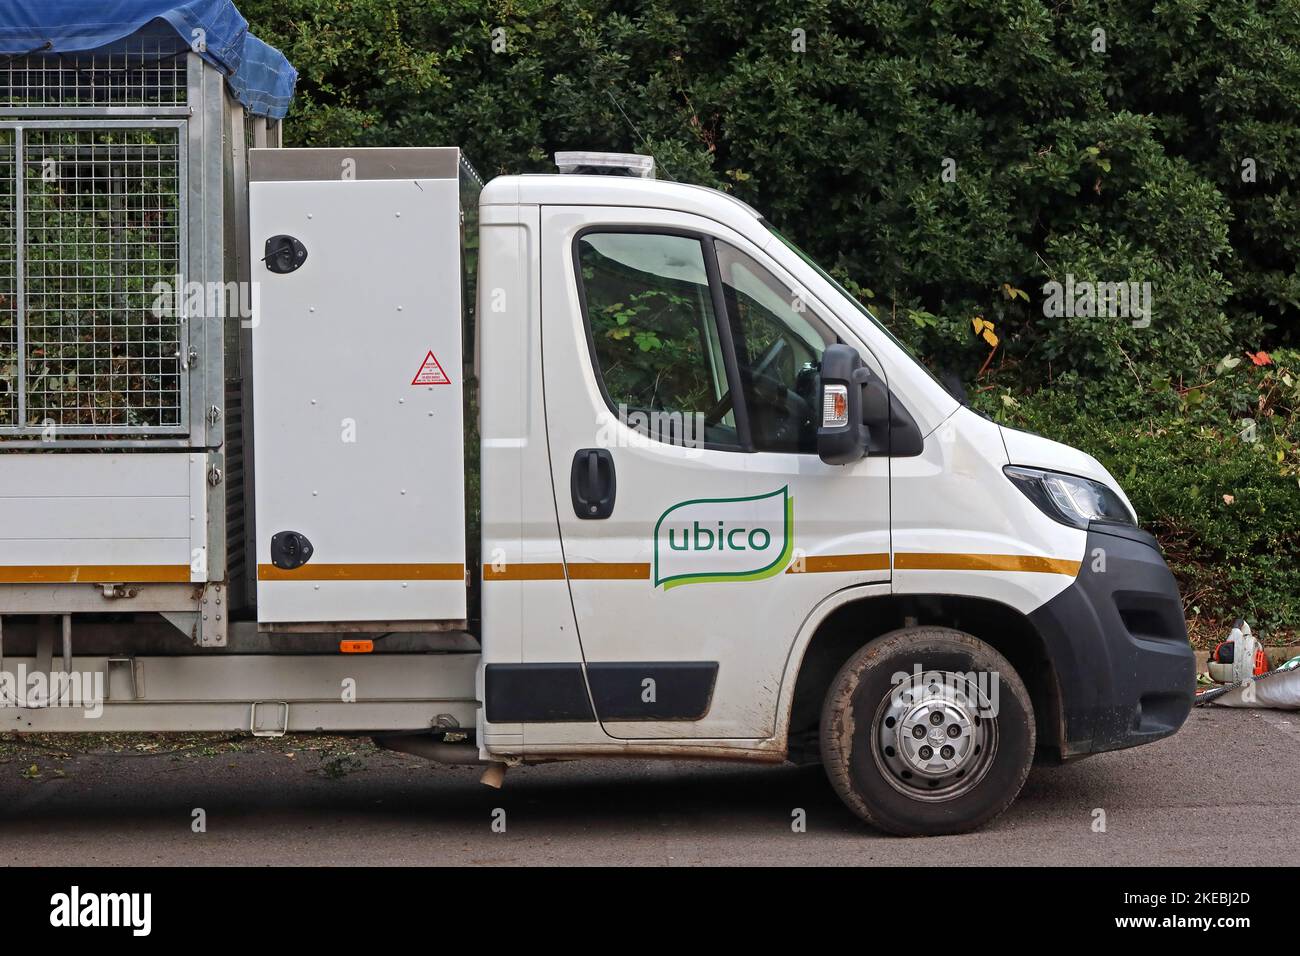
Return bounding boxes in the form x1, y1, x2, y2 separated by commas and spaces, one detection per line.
652, 487, 793, 590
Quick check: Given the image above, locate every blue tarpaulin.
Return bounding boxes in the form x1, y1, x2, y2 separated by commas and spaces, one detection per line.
0, 0, 296, 118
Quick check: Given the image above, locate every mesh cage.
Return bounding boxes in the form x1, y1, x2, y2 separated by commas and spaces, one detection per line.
0, 32, 188, 110
24, 127, 184, 431
0, 26, 195, 440
0, 123, 187, 436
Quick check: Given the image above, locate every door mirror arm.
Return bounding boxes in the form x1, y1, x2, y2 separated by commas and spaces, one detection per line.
864, 377, 925, 457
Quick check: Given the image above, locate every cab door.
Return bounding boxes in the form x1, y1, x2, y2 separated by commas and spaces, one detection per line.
540, 206, 890, 740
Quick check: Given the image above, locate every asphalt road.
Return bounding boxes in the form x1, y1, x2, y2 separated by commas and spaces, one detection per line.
1, 706, 1296, 866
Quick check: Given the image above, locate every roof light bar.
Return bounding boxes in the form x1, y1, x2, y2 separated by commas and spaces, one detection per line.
554, 151, 655, 179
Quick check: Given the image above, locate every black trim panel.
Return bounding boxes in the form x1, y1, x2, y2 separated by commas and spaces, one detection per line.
586, 662, 719, 721
1028, 526, 1194, 758
484, 663, 595, 723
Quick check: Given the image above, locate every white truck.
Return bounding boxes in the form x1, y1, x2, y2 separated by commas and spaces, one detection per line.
0, 10, 1194, 836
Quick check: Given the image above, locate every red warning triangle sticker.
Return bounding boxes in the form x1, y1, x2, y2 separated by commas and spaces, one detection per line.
411, 350, 451, 386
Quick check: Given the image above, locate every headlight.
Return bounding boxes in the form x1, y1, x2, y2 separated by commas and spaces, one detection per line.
1003, 466, 1135, 529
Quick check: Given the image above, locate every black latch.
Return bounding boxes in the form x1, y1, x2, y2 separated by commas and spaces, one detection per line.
264, 235, 308, 274
270, 531, 314, 570
571, 448, 616, 519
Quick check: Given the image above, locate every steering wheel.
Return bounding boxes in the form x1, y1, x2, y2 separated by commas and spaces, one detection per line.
753, 338, 788, 381
704, 339, 790, 426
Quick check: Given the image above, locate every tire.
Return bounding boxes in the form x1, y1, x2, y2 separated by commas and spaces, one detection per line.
820, 626, 1035, 836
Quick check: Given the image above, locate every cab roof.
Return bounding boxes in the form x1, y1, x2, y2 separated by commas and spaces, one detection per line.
481, 174, 764, 223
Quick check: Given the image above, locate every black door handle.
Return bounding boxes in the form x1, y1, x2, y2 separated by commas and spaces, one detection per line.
571, 449, 616, 519
263, 234, 308, 274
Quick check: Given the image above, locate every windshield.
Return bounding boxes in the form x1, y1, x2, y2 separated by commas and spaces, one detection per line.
764, 223, 950, 393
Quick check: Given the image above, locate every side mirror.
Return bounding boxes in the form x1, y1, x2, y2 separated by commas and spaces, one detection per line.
817, 344, 872, 464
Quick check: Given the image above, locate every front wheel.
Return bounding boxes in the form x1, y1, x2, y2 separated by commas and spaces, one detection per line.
819, 627, 1035, 836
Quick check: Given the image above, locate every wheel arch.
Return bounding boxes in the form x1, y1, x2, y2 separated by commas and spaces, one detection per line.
779, 589, 1066, 763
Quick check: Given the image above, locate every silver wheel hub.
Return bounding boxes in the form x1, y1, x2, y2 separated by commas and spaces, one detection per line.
897, 693, 975, 777
872, 670, 997, 801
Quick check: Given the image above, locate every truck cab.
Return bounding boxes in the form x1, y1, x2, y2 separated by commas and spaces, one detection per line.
470, 161, 1195, 833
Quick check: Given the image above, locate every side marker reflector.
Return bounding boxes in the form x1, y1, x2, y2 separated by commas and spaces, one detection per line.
340, 640, 374, 654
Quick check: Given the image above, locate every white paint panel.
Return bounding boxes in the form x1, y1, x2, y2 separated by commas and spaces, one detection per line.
250, 156, 467, 623
0, 453, 196, 574
0, 537, 192, 567
0, 452, 191, 498
0, 496, 188, 539
258, 580, 468, 622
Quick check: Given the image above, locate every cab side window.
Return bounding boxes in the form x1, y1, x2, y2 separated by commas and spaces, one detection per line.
715, 241, 836, 453
577, 232, 738, 448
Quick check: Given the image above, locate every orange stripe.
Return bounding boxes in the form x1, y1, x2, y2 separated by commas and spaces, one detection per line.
482, 562, 567, 581
483, 562, 649, 581
566, 562, 650, 580
0, 565, 191, 584
786, 553, 890, 574
895, 553, 1080, 576
478, 552, 1078, 582
258, 563, 465, 582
